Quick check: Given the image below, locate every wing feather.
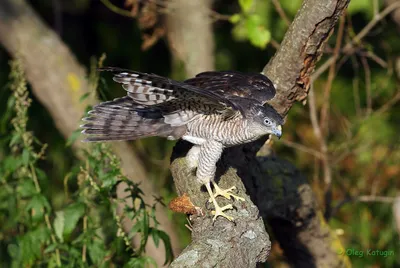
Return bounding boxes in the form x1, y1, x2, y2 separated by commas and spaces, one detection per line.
184, 70, 276, 104
98, 67, 243, 114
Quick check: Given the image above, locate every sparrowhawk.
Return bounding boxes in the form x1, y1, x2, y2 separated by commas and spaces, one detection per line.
81, 67, 283, 221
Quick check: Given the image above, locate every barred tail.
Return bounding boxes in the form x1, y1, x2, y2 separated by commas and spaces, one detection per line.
81, 97, 181, 142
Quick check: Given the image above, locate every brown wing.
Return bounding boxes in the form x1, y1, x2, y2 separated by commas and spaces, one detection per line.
184, 71, 276, 105
98, 67, 242, 113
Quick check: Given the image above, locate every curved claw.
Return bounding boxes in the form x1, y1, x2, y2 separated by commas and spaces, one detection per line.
211, 204, 234, 221
209, 183, 245, 202
205, 182, 235, 221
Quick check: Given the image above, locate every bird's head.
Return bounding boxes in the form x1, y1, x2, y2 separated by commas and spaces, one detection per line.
248, 104, 284, 138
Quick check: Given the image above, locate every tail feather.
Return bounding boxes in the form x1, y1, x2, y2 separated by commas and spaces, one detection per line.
81, 96, 185, 142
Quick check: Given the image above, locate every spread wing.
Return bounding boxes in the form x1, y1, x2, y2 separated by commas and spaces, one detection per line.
99, 67, 242, 113
184, 71, 276, 105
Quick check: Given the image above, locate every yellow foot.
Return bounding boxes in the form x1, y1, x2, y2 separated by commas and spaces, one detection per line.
211, 204, 234, 221
205, 182, 238, 221
209, 182, 245, 202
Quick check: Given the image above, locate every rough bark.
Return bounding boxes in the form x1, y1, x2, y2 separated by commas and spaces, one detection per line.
168, 0, 351, 267
170, 141, 271, 267
264, 0, 350, 117
0, 0, 180, 265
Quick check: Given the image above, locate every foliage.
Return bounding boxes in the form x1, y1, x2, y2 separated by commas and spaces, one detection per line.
0, 59, 173, 267
230, 0, 271, 49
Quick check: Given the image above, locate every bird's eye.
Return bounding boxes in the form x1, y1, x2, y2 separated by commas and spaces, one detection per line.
264, 118, 271, 126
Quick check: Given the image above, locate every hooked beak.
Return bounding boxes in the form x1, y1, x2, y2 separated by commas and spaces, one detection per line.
273, 125, 282, 139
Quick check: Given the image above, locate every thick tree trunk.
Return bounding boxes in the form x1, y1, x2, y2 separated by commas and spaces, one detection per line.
168, 0, 351, 267
166, 0, 215, 77
0, 0, 181, 266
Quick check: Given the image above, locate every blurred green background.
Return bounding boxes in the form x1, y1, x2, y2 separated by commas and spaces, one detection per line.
0, 0, 399, 267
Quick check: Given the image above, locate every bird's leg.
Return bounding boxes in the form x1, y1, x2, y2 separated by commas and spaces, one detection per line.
186, 145, 201, 171
209, 181, 245, 202
197, 140, 235, 221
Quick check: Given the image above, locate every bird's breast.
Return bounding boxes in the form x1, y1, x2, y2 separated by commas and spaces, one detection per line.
184, 115, 259, 146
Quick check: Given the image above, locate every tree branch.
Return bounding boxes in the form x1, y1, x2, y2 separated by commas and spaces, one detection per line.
264, 0, 350, 116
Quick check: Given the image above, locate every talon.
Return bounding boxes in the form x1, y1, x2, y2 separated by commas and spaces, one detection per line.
211, 204, 234, 221
209, 182, 245, 202
205, 182, 235, 221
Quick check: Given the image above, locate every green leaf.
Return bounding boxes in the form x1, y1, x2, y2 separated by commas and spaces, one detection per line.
17, 180, 37, 198
79, 92, 91, 102
239, 0, 253, 13
4, 156, 23, 172
142, 209, 149, 243
279, 0, 303, 16
54, 211, 65, 242
7, 244, 19, 259
22, 149, 30, 165
88, 240, 107, 265
63, 203, 86, 237
26, 194, 51, 221
229, 14, 242, 24
9, 133, 21, 147
157, 230, 173, 265
150, 228, 160, 248
129, 220, 142, 238
66, 129, 81, 147
246, 15, 271, 49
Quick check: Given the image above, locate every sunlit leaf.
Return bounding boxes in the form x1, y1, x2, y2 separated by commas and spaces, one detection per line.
246, 15, 271, 49
239, 0, 253, 13
229, 14, 242, 24
279, 0, 303, 16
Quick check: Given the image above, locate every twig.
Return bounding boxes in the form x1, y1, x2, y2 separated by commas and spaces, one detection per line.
360, 56, 372, 116
331, 195, 396, 217
369, 147, 394, 196
209, 9, 231, 22
373, 0, 379, 17
312, 1, 400, 81
358, 195, 396, 203
100, 0, 136, 18
44, 214, 62, 266
351, 55, 362, 117
375, 88, 400, 114
364, 50, 388, 68
308, 84, 322, 141
320, 15, 345, 135
279, 139, 324, 159
51, 0, 62, 35
270, 38, 281, 50
82, 216, 88, 263
271, 0, 291, 26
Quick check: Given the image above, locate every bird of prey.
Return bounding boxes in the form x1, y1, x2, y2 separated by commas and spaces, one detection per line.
81, 67, 283, 221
